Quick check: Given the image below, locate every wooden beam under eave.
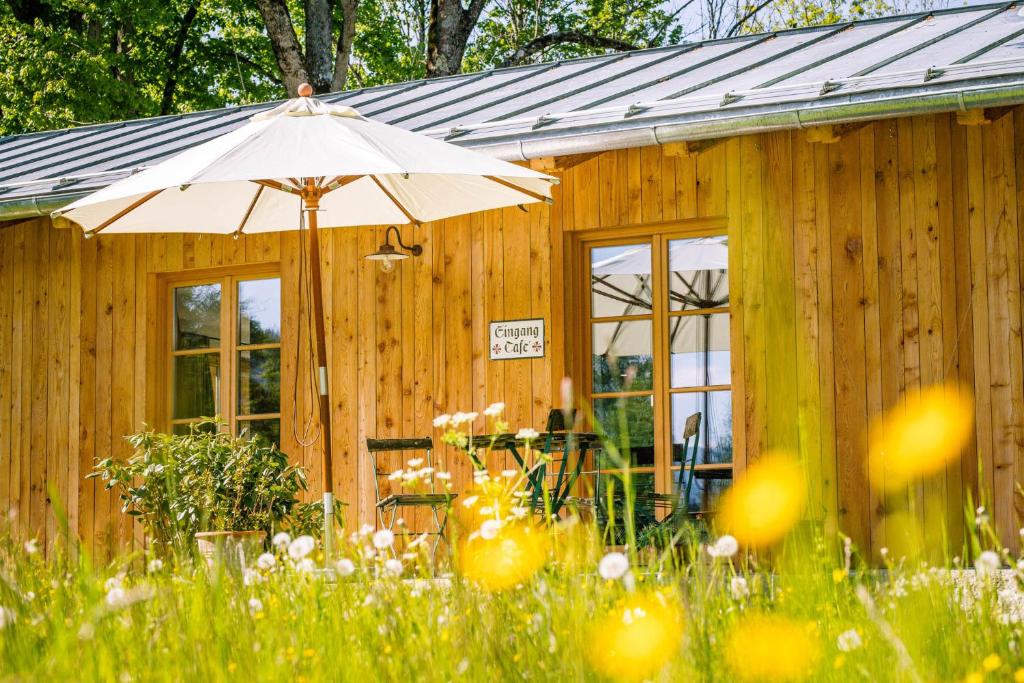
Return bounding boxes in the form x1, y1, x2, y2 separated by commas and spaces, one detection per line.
528, 152, 600, 173
956, 106, 1014, 126
661, 139, 720, 158
805, 121, 869, 144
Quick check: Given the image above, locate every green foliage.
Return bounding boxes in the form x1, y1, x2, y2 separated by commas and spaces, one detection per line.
87, 419, 307, 555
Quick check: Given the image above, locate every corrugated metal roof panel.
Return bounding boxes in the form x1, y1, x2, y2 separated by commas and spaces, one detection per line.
1, 2, 1022, 207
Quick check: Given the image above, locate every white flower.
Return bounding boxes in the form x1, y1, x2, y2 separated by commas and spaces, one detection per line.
480, 519, 502, 540
147, 559, 163, 573
105, 587, 128, 609
408, 458, 424, 468
436, 471, 452, 481
452, 411, 479, 426
976, 550, 1001, 577
384, 558, 403, 576
730, 576, 749, 599
358, 523, 374, 536
837, 629, 862, 652
408, 534, 428, 549
707, 535, 739, 559
462, 495, 479, 508
335, 558, 356, 577
243, 568, 262, 586
0, 607, 15, 629
287, 535, 316, 560
387, 469, 404, 481
23, 539, 38, 555
516, 428, 540, 440
484, 402, 506, 417
248, 598, 263, 615
433, 414, 452, 428
272, 532, 291, 549
256, 553, 276, 570
511, 506, 529, 519
373, 529, 395, 549
297, 558, 317, 573
501, 469, 518, 478
598, 552, 629, 580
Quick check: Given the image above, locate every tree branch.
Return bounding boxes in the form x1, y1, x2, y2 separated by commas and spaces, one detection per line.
726, 0, 777, 37
500, 31, 638, 67
254, 0, 308, 95
159, 0, 201, 115
330, 0, 359, 91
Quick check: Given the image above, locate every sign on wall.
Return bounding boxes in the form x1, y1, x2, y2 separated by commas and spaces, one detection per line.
489, 319, 545, 360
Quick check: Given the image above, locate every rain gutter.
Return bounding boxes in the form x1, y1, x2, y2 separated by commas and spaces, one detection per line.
473, 79, 1024, 161
1, 79, 1022, 223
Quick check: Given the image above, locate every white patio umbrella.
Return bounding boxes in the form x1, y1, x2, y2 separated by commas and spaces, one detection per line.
53, 84, 556, 556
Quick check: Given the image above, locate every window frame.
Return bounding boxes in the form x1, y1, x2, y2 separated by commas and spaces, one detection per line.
569, 220, 738, 509
156, 263, 282, 440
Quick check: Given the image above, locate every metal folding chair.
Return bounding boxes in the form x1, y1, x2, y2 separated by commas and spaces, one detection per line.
636, 412, 702, 517
365, 436, 456, 556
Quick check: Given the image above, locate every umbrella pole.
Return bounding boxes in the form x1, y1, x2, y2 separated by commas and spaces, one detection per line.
303, 181, 335, 561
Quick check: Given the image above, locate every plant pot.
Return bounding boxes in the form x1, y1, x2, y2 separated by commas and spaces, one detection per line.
195, 530, 266, 570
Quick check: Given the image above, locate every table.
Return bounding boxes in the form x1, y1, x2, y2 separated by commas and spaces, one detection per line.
468, 431, 602, 519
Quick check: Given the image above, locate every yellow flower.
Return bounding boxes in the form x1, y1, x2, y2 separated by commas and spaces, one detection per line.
868, 383, 973, 491
303, 648, 316, 659
459, 524, 548, 591
832, 568, 847, 584
1013, 667, 1024, 683
227, 662, 237, 673
965, 673, 984, 683
725, 615, 821, 682
717, 453, 806, 548
586, 592, 684, 682
982, 654, 1002, 672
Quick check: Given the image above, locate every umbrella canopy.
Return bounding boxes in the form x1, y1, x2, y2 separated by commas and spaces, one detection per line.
53, 95, 555, 235
52, 86, 557, 557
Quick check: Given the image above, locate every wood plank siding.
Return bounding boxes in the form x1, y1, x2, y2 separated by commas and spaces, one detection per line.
1, 109, 1023, 559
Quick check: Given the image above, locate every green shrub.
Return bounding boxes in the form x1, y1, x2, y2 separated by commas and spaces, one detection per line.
87, 419, 307, 556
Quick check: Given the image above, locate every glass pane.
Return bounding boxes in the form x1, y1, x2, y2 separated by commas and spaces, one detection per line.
237, 349, 281, 415
239, 419, 280, 446
238, 278, 281, 345
590, 244, 652, 318
592, 320, 653, 393
593, 395, 655, 467
671, 390, 733, 466
173, 354, 221, 419
174, 284, 221, 350
683, 474, 731, 515
669, 313, 731, 388
668, 237, 729, 311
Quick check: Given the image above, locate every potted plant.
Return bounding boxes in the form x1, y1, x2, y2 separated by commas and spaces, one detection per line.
89, 418, 307, 564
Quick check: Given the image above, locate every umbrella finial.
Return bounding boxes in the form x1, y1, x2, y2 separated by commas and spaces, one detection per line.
297, 83, 313, 97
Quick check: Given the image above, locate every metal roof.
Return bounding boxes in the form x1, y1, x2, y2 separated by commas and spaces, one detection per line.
2, 2, 1024, 216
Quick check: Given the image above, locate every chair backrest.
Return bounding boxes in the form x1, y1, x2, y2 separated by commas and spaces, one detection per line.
674, 412, 702, 509
365, 437, 434, 502
544, 408, 576, 432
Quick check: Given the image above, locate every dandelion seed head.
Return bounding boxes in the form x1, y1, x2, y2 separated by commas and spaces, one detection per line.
372, 529, 395, 550
598, 552, 629, 581
287, 535, 316, 560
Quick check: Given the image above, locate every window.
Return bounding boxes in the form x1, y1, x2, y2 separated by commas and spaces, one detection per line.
166, 270, 282, 445
583, 230, 733, 521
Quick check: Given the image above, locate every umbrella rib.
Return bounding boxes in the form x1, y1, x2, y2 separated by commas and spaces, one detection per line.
322, 175, 362, 193
370, 175, 421, 225
252, 179, 302, 195
234, 185, 265, 238
86, 189, 163, 237
483, 176, 551, 204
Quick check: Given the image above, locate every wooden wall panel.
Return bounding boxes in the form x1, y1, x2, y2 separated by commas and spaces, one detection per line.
3, 108, 1024, 558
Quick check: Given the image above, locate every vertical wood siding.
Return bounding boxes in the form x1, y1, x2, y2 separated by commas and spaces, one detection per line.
1, 109, 1022, 558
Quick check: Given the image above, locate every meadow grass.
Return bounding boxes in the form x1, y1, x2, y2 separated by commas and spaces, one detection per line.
1, 389, 1020, 682
0, 512, 1019, 683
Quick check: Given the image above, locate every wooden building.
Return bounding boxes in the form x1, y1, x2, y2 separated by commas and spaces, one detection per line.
2, 4, 1024, 558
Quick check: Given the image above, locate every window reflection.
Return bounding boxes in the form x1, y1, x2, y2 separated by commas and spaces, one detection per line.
668, 237, 729, 311
590, 244, 652, 318
671, 390, 733, 466
669, 313, 730, 388
591, 320, 653, 393
174, 284, 221, 350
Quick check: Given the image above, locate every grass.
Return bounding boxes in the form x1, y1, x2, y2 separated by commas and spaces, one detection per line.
0, 512, 1019, 682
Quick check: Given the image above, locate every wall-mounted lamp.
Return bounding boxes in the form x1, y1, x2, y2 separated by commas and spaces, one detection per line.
364, 225, 423, 272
